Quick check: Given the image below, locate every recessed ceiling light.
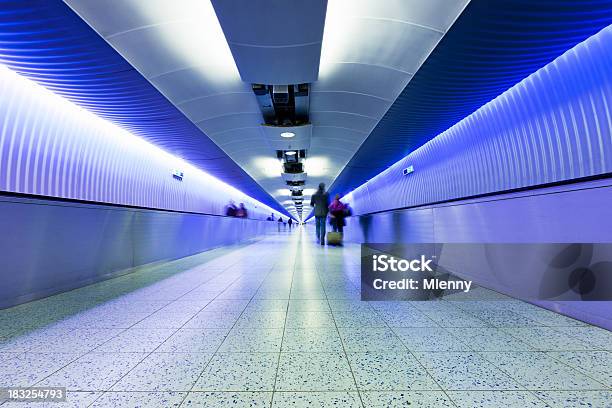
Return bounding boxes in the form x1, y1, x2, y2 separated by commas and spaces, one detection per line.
286, 151, 296, 156
281, 132, 295, 138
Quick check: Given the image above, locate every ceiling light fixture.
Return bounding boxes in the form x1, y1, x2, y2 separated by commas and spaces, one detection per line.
281, 132, 295, 138
286, 151, 296, 156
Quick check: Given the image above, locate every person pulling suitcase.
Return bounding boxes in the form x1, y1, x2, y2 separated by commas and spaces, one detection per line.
327, 194, 347, 246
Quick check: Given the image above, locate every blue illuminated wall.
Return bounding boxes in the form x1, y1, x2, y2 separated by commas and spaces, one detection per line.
0, 0, 284, 212
0, 64, 280, 220
342, 26, 612, 329
331, 0, 612, 197
0, 195, 278, 309
0, 65, 282, 308
345, 25, 612, 216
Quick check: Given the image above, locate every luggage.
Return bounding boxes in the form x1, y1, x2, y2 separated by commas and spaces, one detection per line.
327, 231, 343, 246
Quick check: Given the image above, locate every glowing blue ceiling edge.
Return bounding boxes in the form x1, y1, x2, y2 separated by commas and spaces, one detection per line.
0, 62, 288, 219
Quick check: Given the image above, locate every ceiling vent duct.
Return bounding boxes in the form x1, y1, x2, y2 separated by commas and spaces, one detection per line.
283, 162, 303, 174
253, 84, 309, 126
272, 85, 289, 104
283, 150, 300, 163
277, 149, 305, 163
282, 172, 307, 182
294, 83, 309, 119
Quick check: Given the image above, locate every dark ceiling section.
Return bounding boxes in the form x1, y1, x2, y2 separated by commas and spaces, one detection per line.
0, 1, 287, 214
330, 0, 612, 196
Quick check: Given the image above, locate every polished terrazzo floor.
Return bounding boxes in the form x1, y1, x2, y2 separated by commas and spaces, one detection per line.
0, 227, 610, 407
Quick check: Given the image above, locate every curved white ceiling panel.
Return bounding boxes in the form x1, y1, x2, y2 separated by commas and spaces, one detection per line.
212, 1, 327, 45
262, 125, 312, 151
310, 112, 378, 133
310, 92, 392, 119
211, 0, 328, 84
346, 0, 469, 30
225, 44, 324, 85
63, 0, 194, 37
197, 113, 262, 134
308, 0, 470, 191
316, 63, 412, 98
323, 21, 443, 74
312, 127, 366, 148
178, 93, 259, 123
151, 70, 250, 103
213, 127, 261, 142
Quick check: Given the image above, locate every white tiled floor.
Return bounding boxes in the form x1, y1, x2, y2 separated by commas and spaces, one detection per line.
0, 227, 611, 407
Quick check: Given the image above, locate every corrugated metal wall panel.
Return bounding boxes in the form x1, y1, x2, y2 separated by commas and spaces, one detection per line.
0, 65, 280, 220
345, 25, 612, 215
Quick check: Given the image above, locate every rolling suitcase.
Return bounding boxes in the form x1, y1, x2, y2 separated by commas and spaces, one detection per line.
327, 231, 343, 246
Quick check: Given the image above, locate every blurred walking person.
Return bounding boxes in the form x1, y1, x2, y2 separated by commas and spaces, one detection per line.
310, 183, 330, 245
328, 194, 347, 234
225, 200, 237, 217
236, 203, 248, 218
